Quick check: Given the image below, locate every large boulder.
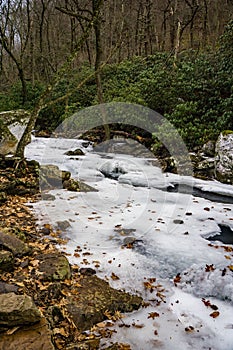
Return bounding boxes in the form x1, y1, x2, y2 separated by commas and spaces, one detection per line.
215, 131, 233, 184
66, 275, 142, 331
0, 293, 42, 327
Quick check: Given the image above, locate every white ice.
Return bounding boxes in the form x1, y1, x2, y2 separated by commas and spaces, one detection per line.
25, 137, 233, 350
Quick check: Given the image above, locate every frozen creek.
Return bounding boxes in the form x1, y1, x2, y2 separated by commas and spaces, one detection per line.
26, 137, 233, 350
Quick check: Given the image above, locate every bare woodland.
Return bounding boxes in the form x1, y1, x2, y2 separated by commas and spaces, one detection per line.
1, 0, 232, 99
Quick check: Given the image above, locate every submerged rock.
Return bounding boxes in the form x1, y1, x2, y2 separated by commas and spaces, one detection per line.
65, 148, 85, 156
0, 293, 42, 327
66, 275, 142, 331
215, 131, 233, 184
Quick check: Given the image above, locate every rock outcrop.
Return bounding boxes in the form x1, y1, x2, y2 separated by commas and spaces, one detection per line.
66, 275, 143, 332
215, 131, 233, 184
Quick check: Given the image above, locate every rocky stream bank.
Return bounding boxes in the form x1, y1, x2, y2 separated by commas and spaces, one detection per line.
0, 159, 142, 350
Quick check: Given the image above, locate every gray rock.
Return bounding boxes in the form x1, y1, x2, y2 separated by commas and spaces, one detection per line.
0, 250, 14, 271
41, 193, 56, 201
37, 253, 71, 281
0, 282, 19, 294
0, 317, 54, 350
40, 164, 71, 190
56, 220, 71, 231
0, 231, 30, 257
202, 140, 216, 157
0, 293, 42, 326
66, 275, 142, 331
215, 131, 233, 184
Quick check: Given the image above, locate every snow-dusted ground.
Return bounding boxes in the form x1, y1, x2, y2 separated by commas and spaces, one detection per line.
26, 137, 233, 350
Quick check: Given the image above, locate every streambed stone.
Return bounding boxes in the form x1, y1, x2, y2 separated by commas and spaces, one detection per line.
66, 275, 142, 331
0, 317, 54, 350
0, 293, 41, 326
0, 231, 30, 257
0, 250, 14, 271
37, 253, 71, 281
0, 282, 19, 294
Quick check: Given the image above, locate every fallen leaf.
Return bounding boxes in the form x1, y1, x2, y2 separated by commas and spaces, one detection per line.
173, 273, 181, 285
228, 265, 233, 271
111, 272, 120, 280
210, 311, 220, 318
205, 264, 215, 272
148, 312, 160, 319
185, 326, 194, 332
132, 322, 145, 329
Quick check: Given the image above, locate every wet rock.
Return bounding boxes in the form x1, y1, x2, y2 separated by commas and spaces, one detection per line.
123, 237, 141, 246
0, 317, 54, 350
65, 149, 85, 156
0, 250, 14, 271
37, 253, 71, 281
0, 282, 19, 294
0, 293, 42, 327
40, 164, 71, 190
0, 231, 30, 257
82, 141, 91, 148
63, 179, 98, 192
66, 275, 142, 331
215, 131, 233, 184
173, 219, 184, 224
56, 220, 71, 231
41, 193, 56, 201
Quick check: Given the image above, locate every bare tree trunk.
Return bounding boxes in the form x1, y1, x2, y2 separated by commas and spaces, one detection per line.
92, 0, 110, 140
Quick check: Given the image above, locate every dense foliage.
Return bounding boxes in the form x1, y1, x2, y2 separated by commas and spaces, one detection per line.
1, 20, 233, 150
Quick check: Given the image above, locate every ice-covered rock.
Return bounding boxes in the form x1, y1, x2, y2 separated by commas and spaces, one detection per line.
215, 131, 233, 184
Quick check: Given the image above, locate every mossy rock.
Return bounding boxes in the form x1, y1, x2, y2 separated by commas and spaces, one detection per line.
37, 253, 71, 281
221, 130, 233, 136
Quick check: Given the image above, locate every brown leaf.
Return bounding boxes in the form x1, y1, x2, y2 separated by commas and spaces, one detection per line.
205, 264, 215, 272
210, 311, 220, 318
111, 272, 120, 280
185, 326, 194, 332
173, 273, 181, 285
132, 322, 145, 329
148, 312, 160, 319
202, 298, 211, 307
